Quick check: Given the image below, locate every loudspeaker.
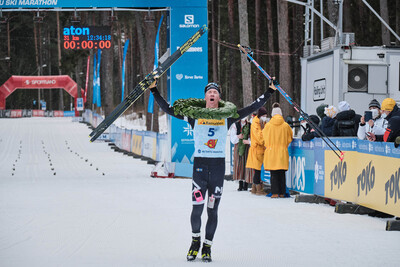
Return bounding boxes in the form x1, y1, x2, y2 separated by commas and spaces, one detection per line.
348, 64, 368, 92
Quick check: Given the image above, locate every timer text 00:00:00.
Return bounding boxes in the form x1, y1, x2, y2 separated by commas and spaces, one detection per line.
64, 40, 111, 50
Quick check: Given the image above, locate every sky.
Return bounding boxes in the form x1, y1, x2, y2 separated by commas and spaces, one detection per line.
0, 117, 399, 267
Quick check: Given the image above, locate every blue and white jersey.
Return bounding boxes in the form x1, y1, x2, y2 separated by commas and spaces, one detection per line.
193, 119, 228, 158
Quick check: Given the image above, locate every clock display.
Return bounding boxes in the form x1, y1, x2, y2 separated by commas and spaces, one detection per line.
63, 26, 112, 50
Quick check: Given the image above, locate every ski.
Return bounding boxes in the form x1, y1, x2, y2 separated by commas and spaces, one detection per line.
238, 44, 344, 160
89, 24, 208, 142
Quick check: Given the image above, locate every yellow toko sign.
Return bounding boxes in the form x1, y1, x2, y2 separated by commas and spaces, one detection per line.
325, 151, 400, 217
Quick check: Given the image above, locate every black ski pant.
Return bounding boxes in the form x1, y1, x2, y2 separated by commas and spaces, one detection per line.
270, 169, 286, 195
253, 169, 261, 184
191, 157, 225, 242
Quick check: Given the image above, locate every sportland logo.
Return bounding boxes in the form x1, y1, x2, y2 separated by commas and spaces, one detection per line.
24, 79, 56, 86
179, 15, 200, 28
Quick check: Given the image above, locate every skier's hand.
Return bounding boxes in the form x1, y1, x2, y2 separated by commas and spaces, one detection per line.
149, 80, 157, 89
149, 77, 159, 92
269, 77, 278, 90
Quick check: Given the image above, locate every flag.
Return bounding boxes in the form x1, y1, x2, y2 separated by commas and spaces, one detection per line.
83, 55, 90, 103
121, 39, 130, 102
96, 49, 102, 107
92, 51, 97, 105
148, 15, 163, 114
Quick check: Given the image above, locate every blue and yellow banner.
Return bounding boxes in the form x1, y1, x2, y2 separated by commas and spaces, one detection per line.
287, 138, 400, 217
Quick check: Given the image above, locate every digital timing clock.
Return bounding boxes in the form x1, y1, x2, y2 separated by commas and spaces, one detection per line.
63, 26, 112, 50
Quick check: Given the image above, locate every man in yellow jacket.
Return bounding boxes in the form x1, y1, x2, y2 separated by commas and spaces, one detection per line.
246, 107, 268, 195
262, 103, 293, 198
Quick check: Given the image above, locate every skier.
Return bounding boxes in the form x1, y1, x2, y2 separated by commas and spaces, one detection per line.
149, 80, 277, 262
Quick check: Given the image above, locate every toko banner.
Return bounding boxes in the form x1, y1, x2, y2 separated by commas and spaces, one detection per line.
287, 137, 400, 217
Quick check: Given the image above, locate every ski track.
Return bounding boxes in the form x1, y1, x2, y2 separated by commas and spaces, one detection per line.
0, 117, 399, 267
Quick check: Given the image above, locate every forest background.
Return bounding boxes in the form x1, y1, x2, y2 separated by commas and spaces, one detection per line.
0, 0, 399, 132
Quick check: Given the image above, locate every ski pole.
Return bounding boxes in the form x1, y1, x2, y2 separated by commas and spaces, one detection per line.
237, 44, 344, 160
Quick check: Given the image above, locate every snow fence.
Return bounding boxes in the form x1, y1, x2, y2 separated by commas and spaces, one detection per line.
83, 110, 168, 162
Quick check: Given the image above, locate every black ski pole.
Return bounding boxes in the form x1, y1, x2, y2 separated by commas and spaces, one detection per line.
238, 44, 344, 160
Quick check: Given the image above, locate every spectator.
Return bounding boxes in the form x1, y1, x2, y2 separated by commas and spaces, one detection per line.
333, 101, 361, 136
262, 103, 293, 198
357, 99, 388, 140
320, 105, 337, 136
246, 107, 268, 196
230, 117, 254, 191
316, 103, 328, 125
301, 115, 320, 141
368, 98, 400, 144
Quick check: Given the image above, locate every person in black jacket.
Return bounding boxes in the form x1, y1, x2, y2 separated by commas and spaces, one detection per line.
320, 105, 337, 136
316, 103, 328, 125
368, 98, 400, 145
332, 101, 361, 136
301, 115, 320, 141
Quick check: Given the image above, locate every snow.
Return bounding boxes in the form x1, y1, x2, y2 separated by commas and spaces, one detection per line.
0, 117, 399, 267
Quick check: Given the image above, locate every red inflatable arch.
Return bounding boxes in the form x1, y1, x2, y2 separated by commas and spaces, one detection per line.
0, 75, 82, 114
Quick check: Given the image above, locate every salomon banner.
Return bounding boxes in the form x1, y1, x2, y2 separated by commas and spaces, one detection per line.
170, 7, 207, 177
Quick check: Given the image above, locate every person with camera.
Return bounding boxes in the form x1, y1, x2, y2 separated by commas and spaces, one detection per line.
367, 98, 400, 145
357, 99, 388, 140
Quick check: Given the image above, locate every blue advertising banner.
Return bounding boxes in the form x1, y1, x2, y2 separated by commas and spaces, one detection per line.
170, 7, 208, 176
0, 0, 206, 8
288, 140, 315, 194
76, 98, 84, 111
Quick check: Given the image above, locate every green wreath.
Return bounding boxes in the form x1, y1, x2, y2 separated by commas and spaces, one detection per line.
172, 98, 239, 120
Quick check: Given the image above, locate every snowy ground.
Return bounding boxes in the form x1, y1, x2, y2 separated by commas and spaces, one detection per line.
0, 117, 399, 267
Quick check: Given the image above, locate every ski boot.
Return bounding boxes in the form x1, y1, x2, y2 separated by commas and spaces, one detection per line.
201, 240, 212, 262
187, 235, 201, 261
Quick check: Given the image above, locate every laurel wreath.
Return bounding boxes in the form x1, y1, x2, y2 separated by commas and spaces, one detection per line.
172, 98, 239, 120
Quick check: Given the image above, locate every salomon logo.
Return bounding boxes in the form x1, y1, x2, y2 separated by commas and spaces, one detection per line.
185, 15, 194, 24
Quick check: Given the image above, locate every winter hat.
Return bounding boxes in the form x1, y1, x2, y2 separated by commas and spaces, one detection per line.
270, 102, 282, 117
338, 101, 350, 112
257, 107, 267, 118
316, 104, 328, 119
324, 105, 338, 118
271, 107, 283, 117
204, 82, 221, 95
309, 115, 320, 126
381, 98, 396, 111
368, 99, 381, 109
